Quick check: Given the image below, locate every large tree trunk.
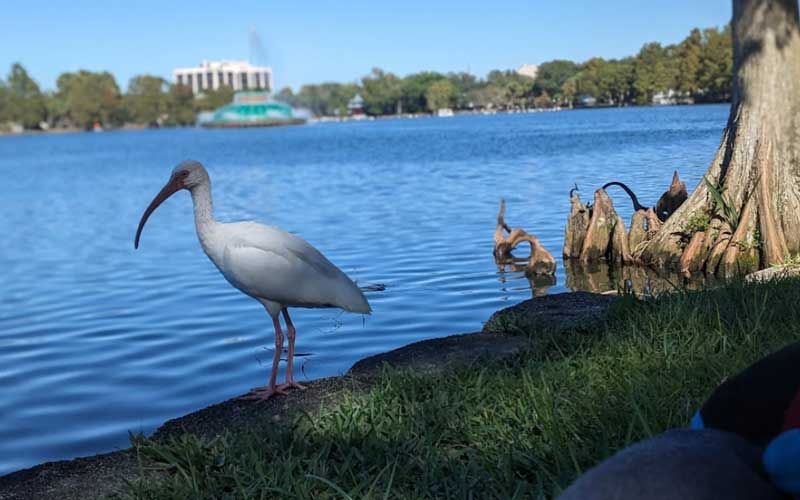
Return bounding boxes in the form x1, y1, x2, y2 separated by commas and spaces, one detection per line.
638, 0, 800, 277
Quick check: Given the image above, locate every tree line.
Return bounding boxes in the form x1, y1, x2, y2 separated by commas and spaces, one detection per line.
278, 26, 732, 116
0, 25, 732, 131
0, 66, 233, 131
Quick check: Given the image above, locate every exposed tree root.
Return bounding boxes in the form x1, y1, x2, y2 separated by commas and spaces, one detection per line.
603, 171, 688, 222
679, 231, 710, 276
493, 199, 556, 275
601, 181, 647, 212
526, 239, 557, 276
564, 173, 688, 270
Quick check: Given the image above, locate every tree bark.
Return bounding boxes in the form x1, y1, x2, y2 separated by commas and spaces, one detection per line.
638, 0, 800, 277
610, 213, 635, 264
629, 210, 649, 252
581, 189, 617, 262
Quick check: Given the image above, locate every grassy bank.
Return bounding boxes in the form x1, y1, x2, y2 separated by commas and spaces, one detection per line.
124, 279, 800, 499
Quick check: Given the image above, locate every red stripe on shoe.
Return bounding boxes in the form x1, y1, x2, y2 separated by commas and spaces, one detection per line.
782, 389, 800, 431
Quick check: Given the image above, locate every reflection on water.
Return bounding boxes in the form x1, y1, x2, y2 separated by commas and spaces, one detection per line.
499, 258, 711, 298
496, 259, 557, 297
0, 105, 728, 474
563, 259, 715, 295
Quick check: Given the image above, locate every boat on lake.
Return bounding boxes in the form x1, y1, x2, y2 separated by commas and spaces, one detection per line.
199, 91, 306, 128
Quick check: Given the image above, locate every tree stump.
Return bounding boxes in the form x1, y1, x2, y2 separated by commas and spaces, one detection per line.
576, 189, 635, 264
563, 189, 590, 258
566, 171, 689, 267
580, 189, 616, 261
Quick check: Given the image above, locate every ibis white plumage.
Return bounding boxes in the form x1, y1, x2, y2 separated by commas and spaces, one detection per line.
134, 160, 370, 400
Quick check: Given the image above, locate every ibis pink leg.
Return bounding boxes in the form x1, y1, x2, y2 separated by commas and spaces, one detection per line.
242, 315, 287, 400
278, 308, 307, 391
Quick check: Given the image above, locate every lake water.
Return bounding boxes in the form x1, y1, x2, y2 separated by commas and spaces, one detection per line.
0, 105, 728, 475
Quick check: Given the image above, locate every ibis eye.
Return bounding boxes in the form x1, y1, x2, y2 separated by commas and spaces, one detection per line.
180, 171, 190, 177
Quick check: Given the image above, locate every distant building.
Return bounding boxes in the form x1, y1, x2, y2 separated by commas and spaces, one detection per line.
653, 89, 694, 105
517, 63, 539, 80
348, 94, 365, 116
652, 90, 677, 105
173, 61, 272, 95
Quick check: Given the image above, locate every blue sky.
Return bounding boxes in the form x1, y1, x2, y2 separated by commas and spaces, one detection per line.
0, 0, 732, 92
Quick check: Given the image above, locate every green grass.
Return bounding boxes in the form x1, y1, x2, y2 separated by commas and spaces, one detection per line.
123, 278, 800, 499
683, 210, 712, 235
704, 175, 741, 231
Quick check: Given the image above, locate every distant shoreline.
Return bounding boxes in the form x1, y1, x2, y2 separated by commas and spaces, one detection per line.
0, 102, 730, 138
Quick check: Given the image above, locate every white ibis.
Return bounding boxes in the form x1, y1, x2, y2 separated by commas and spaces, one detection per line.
134, 160, 371, 400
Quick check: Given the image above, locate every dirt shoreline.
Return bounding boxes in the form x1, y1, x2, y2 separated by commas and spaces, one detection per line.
0, 292, 614, 500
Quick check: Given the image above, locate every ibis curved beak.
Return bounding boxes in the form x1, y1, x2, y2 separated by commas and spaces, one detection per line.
134, 176, 185, 249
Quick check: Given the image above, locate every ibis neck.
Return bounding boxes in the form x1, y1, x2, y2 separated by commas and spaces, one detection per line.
190, 182, 215, 223
190, 181, 218, 242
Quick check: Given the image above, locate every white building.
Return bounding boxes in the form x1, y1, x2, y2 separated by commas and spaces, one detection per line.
517, 63, 539, 80
173, 60, 272, 94
652, 89, 695, 106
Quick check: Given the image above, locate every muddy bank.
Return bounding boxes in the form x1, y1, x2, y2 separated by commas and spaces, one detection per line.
0, 292, 615, 500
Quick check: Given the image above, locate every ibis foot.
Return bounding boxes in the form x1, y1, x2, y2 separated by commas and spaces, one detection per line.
241, 385, 287, 401
277, 381, 307, 392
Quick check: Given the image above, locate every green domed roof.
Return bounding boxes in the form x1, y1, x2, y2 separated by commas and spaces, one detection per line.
212, 101, 294, 123
201, 91, 304, 127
